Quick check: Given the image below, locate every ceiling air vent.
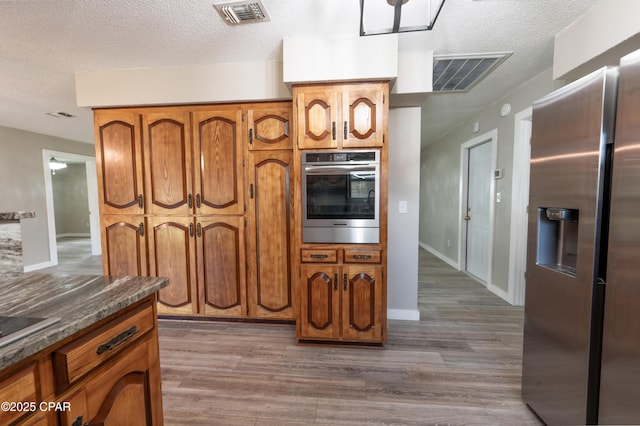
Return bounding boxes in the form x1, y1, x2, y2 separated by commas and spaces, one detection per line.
433, 52, 511, 93
213, 0, 270, 25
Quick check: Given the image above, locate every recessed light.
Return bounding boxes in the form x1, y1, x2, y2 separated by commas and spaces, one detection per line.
46, 111, 75, 118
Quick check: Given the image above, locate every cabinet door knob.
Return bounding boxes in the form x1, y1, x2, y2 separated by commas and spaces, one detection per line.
138, 194, 143, 209
188, 194, 193, 209
343, 273, 348, 291
334, 273, 338, 291
139, 223, 145, 237
332, 121, 336, 140
196, 193, 201, 209
344, 121, 348, 139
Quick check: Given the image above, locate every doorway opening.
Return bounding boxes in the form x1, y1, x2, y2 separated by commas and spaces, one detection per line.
42, 150, 100, 269
458, 130, 497, 286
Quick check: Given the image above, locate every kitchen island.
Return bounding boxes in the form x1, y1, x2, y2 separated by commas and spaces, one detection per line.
0, 273, 168, 425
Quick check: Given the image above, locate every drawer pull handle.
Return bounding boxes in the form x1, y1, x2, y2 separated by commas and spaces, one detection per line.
96, 325, 139, 355
353, 254, 372, 259
310, 254, 328, 259
334, 273, 338, 291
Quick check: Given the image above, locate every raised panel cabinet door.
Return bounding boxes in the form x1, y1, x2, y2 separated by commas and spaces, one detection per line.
147, 216, 197, 315
342, 265, 384, 342
299, 265, 340, 340
143, 111, 193, 216
247, 102, 292, 151
295, 88, 339, 149
94, 110, 144, 215
100, 215, 147, 276
192, 108, 245, 215
246, 150, 294, 320
341, 84, 386, 148
197, 216, 247, 317
80, 339, 160, 426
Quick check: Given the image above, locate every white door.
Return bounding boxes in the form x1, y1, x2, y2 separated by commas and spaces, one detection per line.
465, 141, 491, 282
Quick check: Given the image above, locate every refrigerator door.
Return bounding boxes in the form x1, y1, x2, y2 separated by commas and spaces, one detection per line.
522, 67, 618, 425
599, 49, 640, 424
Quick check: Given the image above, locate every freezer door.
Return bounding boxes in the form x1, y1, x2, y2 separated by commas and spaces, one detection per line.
599, 49, 640, 424
521, 67, 618, 425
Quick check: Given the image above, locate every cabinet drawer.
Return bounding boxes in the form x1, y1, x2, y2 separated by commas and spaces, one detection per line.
344, 248, 381, 264
0, 363, 38, 425
301, 249, 338, 263
52, 301, 154, 393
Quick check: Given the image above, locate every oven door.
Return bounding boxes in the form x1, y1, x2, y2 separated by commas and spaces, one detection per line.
302, 164, 380, 243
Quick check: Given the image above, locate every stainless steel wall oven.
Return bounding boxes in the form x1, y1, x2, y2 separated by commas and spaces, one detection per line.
302, 150, 380, 244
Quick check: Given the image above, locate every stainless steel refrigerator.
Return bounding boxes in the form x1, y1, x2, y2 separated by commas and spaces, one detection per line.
522, 49, 640, 425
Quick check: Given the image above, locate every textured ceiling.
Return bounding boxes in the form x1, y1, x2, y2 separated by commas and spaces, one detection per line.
0, 0, 597, 146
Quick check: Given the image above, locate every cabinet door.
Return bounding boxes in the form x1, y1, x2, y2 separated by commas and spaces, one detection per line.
60, 339, 160, 426
296, 88, 339, 149
94, 110, 144, 215
197, 216, 246, 317
341, 265, 384, 342
341, 85, 386, 148
299, 265, 340, 340
143, 111, 193, 216
247, 103, 292, 151
147, 216, 198, 315
192, 108, 244, 215
100, 215, 147, 276
246, 150, 294, 320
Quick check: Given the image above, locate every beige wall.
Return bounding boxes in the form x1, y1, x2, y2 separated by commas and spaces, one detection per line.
419, 67, 565, 295
0, 125, 94, 267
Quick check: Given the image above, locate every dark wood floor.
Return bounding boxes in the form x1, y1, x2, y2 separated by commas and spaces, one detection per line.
41, 238, 540, 424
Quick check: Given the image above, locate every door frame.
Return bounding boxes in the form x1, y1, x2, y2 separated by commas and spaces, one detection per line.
507, 107, 533, 305
458, 129, 497, 287
41, 150, 101, 268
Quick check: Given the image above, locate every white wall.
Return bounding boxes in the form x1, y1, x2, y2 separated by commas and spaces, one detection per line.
387, 107, 422, 320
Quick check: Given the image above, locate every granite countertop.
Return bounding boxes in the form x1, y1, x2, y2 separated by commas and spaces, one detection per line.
0, 273, 168, 371
0, 211, 36, 221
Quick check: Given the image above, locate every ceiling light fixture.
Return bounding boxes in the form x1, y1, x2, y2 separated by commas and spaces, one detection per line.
360, 0, 446, 36
49, 157, 67, 174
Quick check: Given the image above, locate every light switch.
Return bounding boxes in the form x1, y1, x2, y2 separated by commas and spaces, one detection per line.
399, 200, 408, 214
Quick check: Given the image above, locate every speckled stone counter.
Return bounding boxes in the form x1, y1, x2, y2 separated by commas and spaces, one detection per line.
0, 273, 168, 371
0, 211, 35, 282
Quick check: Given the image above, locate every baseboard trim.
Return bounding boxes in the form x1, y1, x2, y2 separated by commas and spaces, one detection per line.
56, 233, 91, 238
387, 309, 420, 321
487, 282, 512, 305
24, 260, 56, 272
418, 241, 459, 270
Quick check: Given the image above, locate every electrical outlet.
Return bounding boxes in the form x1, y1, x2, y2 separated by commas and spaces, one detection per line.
399, 200, 408, 214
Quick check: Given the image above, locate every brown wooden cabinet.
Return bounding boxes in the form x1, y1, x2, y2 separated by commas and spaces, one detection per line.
100, 214, 147, 276
3, 297, 163, 426
94, 110, 145, 216
294, 83, 387, 149
298, 248, 385, 344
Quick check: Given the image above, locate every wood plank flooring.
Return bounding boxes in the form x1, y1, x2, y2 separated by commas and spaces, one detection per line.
39, 239, 540, 424
159, 249, 542, 425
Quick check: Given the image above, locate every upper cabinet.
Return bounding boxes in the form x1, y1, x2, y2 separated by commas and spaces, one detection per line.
192, 107, 245, 216
294, 82, 387, 150
94, 110, 144, 215
247, 102, 292, 151
142, 111, 193, 216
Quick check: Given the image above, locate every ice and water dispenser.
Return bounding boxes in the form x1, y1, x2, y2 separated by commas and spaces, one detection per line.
536, 207, 579, 276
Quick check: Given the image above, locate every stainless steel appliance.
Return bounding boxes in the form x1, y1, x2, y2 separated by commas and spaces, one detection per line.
302, 150, 380, 244
522, 49, 640, 425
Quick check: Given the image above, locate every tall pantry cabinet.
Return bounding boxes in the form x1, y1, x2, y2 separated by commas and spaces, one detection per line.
94, 102, 294, 320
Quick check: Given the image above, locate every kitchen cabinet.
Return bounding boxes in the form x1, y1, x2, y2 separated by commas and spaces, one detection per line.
94, 110, 145, 216
245, 103, 295, 320
100, 214, 147, 276
142, 111, 193, 216
192, 106, 245, 216
1, 293, 164, 426
246, 149, 295, 320
147, 215, 246, 318
294, 82, 387, 150
298, 248, 385, 344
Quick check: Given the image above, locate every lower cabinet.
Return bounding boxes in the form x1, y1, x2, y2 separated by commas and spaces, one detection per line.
100, 215, 147, 276
298, 248, 385, 344
147, 215, 246, 317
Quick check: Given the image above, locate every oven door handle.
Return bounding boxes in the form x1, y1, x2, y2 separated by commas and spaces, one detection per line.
304, 165, 376, 174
